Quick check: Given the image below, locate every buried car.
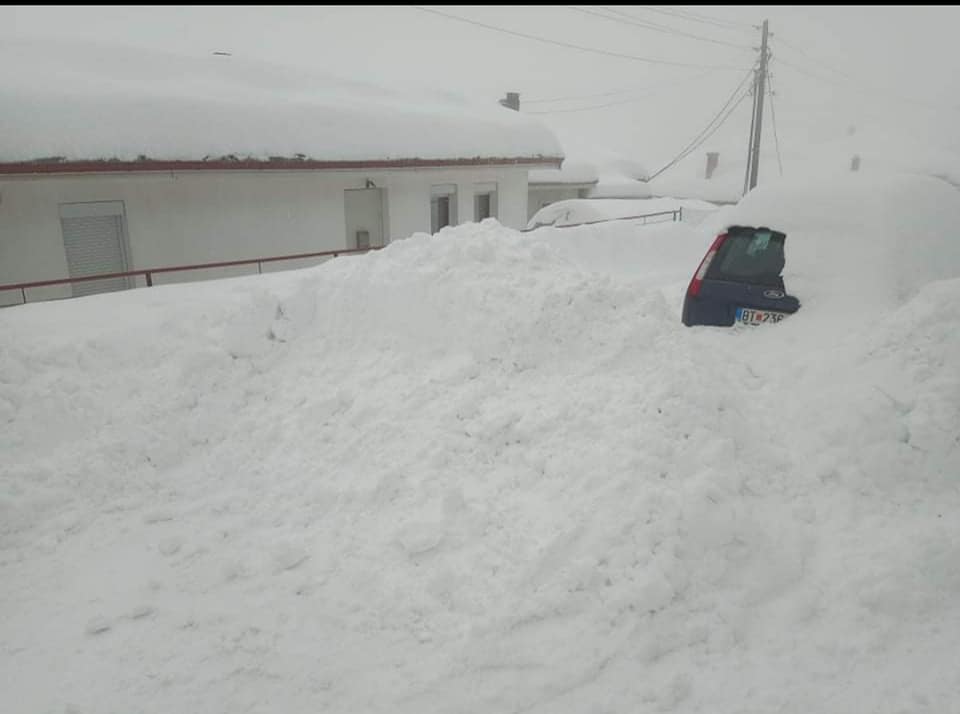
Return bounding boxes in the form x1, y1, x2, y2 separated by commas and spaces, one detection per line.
682, 225, 801, 327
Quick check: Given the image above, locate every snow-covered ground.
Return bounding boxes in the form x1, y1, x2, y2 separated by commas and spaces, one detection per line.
2, 174, 959, 713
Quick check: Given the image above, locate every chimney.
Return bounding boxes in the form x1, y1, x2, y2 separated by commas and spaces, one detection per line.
499, 92, 520, 111
851, 154, 861, 172
705, 152, 719, 180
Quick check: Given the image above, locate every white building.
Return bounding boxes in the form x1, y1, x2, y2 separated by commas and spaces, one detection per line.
0, 40, 562, 304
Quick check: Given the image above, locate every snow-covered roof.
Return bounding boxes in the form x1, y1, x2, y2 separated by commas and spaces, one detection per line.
528, 159, 599, 186
0, 39, 563, 172
586, 174, 653, 199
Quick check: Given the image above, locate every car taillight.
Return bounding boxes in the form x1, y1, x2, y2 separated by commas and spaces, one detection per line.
687, 232, 727, 297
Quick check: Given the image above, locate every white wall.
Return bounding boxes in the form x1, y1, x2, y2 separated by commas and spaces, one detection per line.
0, 165, 532, 304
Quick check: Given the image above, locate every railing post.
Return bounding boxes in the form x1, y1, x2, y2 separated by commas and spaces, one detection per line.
21, 288, 26, 304
146, 272, 153, 287
257, 261, 262, 275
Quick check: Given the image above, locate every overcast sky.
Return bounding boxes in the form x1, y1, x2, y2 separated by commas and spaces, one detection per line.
4, 5, 960, 170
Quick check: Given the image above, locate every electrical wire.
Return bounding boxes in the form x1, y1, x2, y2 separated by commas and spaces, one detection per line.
525, 88, 636, 104
768, 73, 784, 177
524, 71, 715, 114
771, 41, 959, 112
648, 66, 757, 181
636, 5, 755, 32
566, 6, 753, 50
408, 6, 751, 71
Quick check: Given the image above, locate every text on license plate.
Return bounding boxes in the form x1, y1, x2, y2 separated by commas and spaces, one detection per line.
735, 307, 787, 325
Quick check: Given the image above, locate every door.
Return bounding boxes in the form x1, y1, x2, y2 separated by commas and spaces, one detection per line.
59, 201, 132, 297
344, 188, 385, 250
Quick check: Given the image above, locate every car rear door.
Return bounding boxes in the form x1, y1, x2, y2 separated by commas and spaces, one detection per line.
683, 225, 800, 327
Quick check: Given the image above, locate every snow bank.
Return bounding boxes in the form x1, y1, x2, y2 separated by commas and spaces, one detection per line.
0, 38, 562, 163
2, 196, 959, 713
724, 172, 960, 319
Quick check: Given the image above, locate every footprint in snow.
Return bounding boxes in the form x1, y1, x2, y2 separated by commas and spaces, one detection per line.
85, 617, 112, 636
271, 545, 310, 574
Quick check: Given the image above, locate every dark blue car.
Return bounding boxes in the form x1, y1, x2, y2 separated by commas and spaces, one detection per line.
682, 225, 801, 327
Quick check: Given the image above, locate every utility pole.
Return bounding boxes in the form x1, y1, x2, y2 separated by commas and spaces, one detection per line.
742, 80, 757, 196
744, 19, 769, 194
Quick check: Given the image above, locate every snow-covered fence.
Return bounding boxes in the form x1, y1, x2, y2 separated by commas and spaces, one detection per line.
0, 246, 381, 307
521, 208, 681, 233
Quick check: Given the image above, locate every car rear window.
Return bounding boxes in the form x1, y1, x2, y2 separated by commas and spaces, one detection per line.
707, 227, 786, 286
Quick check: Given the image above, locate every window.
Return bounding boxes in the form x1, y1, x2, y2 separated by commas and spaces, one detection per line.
431, 184, 458, 233
708, 227, 786, 287
473, 182, 498, 221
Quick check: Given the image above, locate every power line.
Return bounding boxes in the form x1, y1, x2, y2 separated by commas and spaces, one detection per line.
773, 33, 859, 82
768, 73, 784, 177
524, 71, 716, 113
525, 88, 635, 104
648, 66, 756, 181
771, 39, 960, 112
651, 87, 751, 181
408, 6, 751, 71
637, 5, 755, 32
566, 6, 753, 50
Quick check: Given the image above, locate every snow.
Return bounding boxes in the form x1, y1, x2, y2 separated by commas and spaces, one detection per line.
649, 124, 960, 204
528, 160, 599, 186
0, 38, 562, 164
3, 173, 960, 713
585, 173, 653, 199
526, 197, 719, 230
718, 172, 960, 318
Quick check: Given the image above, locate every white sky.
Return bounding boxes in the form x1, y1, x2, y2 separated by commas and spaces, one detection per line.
4, 5, 960, 170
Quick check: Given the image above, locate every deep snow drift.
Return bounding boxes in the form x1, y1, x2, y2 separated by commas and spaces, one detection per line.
2, 175, 959, 713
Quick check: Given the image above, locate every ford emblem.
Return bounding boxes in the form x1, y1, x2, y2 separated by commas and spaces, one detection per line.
763, 289, 785, 299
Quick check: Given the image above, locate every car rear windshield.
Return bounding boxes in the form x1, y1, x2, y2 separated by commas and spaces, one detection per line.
707, 227, 786, 286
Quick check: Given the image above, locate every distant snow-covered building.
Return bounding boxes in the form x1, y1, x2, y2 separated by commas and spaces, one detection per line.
0, 40, 562, 304
527, 152, 652, 217
527, 160, 599, 219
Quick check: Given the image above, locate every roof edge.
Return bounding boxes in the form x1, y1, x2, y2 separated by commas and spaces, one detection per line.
0, 156, 564, 176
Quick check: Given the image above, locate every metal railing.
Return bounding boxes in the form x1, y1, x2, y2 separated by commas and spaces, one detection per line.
521, 208, 682, 232
0, 246, 380, 307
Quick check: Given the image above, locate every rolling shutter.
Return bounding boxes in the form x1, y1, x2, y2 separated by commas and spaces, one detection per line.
59, 202, 131, 297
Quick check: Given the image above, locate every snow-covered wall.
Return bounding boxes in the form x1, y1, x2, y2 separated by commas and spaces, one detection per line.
0, 166, 530, 303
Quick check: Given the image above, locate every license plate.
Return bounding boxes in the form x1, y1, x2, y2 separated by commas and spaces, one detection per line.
735, 307, 788, 325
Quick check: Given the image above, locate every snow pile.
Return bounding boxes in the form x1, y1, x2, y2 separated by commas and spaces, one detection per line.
0, 38, 562, 164
3, 177, 960, 713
